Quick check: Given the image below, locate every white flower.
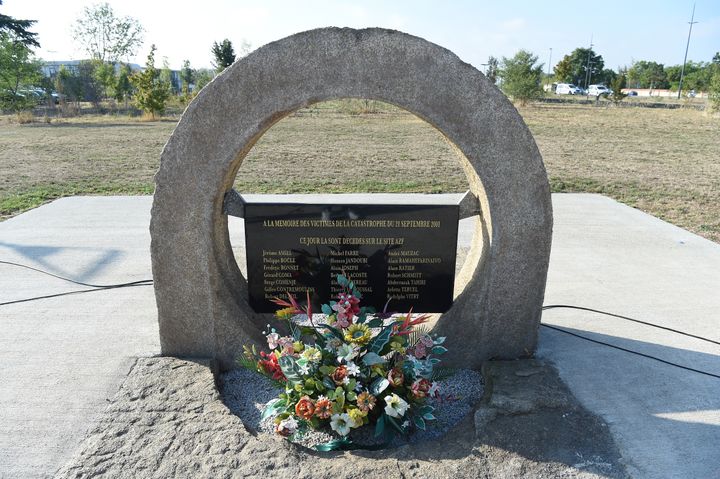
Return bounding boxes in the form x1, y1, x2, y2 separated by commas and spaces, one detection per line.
330, 413, 352, 436
336, 343, 357, 363
354, 381, 363, 392
402, 420, 410, 428
278, 417, 298, 434
266, 332, 280, 349
428, 381, 439, 397
342, 376, 350, 385
324, 338, 342, 352
298, 363, 311, 375
384, 393, 409, 418
346, 361, 360, 376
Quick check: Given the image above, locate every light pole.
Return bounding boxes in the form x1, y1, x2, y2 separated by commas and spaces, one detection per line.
678, 3, 698, 99
547, 48, 553, 88
584, 36, 593, 91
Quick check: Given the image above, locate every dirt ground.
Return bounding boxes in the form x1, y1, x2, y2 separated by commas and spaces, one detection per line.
1, 100, 718, 242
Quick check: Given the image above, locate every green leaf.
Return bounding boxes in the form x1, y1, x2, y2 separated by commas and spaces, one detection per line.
261, 398, 286, 420
321, 303, 333, 315
337, 274, 348, 286
362, 352, 387, 366
366, 318, 384, 329
431, 345, 448, 355
346, 391, 357, 401
323, 377, 335, 391
419, 405, 434, 415
319, 365, 335, 375
386, 415, 405, 434
314, 437, 352, 451
279, 356, 301, 385
413, 415, 426, 430
370, 377, 389, 396
367, 325, 393, 355
422, 413, 436, 421
374, 414, 386, 438
434, 336, 446, 345
319, 324, 344, 341
335, 387, 345, 409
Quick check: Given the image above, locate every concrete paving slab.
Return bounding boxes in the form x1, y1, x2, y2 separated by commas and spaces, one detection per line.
0, 193, 718, 479
0, 197, 159, 479
538, 194, 720, 479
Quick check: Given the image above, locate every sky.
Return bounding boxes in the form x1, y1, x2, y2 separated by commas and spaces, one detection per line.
3, 0, 719, 72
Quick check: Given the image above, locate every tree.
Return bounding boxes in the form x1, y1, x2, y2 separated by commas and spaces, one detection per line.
627, 61, 668, 89
499, 50, 544, 106
554, 48, 604, 87
0, 33, 41, 112
713, 52, 720, 65
131, 45, 169, 118
211, 38, 235, 72
93, 59, 116, 99
609, 74, 628, 104
180, 59, 194, 95
72, 2, 143, 63
486, 56, 498, 84
114, 63, 133, 107
0, 0, 38, 47
194, 68, 214, 92
709, 68, 720, 112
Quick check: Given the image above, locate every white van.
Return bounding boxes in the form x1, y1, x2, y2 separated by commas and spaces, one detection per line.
556, 83, 582, 95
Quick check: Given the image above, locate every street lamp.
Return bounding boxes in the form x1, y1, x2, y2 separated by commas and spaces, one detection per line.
678, 4, 698, 99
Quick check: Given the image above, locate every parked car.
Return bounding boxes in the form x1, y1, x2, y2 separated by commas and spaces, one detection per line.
626, 91, 638, 97
555, 83, 583, 95
588, 84, 612, 96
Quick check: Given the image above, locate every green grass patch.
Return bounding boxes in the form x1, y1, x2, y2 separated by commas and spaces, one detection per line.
0, 182, 154, 219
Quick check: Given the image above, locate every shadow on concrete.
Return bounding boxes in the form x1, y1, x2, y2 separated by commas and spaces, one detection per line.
0, 241, 123, 283
540, 325, 720, 478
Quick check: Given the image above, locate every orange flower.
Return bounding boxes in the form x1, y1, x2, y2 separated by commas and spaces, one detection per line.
294, 396, 315, 420
314, 397, 333, 419
331, 365, 348, 385
356, 391, 376, 413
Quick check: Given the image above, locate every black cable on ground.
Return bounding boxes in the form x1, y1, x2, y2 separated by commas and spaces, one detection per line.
0, 260, 153, 288
542, 304, 720, 347
541, 323, 720, 380
1, 260, 718, 378
0, 282, 153, 307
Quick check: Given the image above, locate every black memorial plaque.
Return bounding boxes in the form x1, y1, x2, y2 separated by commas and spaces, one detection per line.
244, 202, 459, 313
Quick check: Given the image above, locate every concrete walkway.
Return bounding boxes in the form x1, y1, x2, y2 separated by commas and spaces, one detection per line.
0, 194, 718, 478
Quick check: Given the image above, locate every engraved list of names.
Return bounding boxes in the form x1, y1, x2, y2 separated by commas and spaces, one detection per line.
244, 202, 459, 313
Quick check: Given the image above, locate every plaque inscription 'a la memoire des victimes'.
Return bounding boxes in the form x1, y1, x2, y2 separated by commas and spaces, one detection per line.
244, 202, 459, 313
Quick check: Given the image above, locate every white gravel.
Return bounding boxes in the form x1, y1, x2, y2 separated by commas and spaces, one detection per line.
220, 367, 483, 450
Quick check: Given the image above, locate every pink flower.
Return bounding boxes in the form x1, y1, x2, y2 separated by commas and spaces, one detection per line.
414, 342, 428, 359
332, 302, 351, 327
337, 293, 361, 316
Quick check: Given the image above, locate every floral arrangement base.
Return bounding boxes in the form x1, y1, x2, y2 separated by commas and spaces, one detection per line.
221, 367, 483, 450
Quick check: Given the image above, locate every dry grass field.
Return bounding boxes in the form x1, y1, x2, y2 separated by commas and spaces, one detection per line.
1, 100, 718, 242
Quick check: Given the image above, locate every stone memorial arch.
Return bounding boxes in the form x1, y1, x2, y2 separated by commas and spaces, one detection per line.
150, 27, 553, 370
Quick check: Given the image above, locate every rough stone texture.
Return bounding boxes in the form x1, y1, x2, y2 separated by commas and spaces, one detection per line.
150, 27, 553, 370
56, 358, 626, 479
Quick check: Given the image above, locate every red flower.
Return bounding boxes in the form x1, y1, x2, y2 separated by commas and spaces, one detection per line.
411, 378, 431, 399
259, 351, 285, 381
387, 367, 405, 387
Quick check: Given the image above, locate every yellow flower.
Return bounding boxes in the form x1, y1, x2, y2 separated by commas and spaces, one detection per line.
293, 341, 304, 353
275, 307, 295, 320
344, 324, 371, 345
347, 408, 365, 428
389, 341, 406, 354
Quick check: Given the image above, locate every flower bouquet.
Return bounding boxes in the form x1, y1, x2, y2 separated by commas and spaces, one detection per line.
238, 274, 448, 450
